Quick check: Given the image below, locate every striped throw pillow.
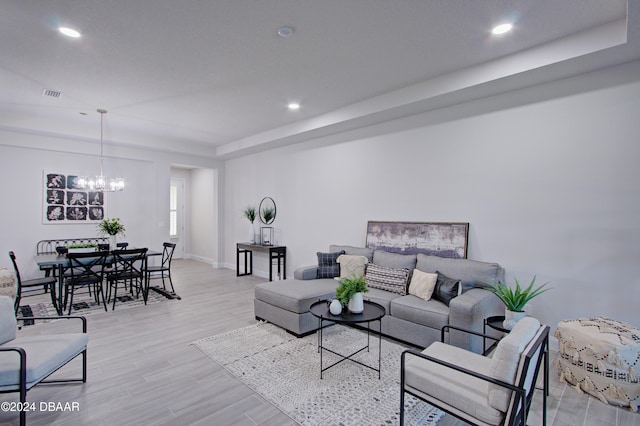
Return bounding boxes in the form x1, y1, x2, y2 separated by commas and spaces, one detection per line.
365, 263, 409, 295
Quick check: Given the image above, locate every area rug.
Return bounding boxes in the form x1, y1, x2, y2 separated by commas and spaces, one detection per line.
17, 286, 176, 324
192, 322, 443, 426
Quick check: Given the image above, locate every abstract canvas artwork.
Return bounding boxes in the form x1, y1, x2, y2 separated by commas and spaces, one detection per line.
43, 171, 105, 224
366, 221, 469, 259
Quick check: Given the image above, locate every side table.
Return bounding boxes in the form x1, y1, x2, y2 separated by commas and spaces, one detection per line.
483, 315, 508, 354
236, 243, 286, 281
310, 300, 386, 379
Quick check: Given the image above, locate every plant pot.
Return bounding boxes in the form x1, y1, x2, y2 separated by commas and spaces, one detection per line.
249, 222, 256, 243
503, 309, 526, 330
348, 292, 364, 314
329, 299, 342, 315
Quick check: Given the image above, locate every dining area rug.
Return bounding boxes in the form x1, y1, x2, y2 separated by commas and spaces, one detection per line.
191, 322, 443, 426
17, 287, 176, 323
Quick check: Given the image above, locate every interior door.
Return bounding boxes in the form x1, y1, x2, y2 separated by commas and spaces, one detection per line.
170, 178, 185, 259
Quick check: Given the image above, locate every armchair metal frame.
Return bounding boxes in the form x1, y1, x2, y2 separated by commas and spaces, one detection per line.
400, 324, 549, 426
0, 315, 87, 426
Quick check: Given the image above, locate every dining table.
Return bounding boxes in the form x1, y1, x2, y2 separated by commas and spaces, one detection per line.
35, 249, 161, 315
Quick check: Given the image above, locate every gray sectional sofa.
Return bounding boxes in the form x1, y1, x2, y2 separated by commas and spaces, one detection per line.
254, 244, 505, 353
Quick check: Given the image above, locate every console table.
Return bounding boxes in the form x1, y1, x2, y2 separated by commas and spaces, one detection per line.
236, 243, 286, 281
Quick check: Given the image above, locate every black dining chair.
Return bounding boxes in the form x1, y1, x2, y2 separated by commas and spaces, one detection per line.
106, 248, 148, 309
64, 251, 109, 314
9, 251, 58, 315
144, 242, 176, 294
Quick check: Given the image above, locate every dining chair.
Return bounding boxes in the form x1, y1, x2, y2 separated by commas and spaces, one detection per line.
144, 242, 176, 293
9, 251, 58, 315
64, 251, 109, 314
106, 248, 148, 309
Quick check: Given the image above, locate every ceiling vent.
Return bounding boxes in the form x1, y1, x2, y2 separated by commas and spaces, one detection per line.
42, 88, 63, 99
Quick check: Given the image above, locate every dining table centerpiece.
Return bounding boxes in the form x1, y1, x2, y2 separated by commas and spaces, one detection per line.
97, 217, 126, 248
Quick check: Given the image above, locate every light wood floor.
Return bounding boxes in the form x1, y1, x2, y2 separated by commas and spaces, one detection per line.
1, 260, 638, 426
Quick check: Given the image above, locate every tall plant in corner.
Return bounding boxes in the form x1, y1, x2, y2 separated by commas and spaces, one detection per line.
485, 276, 550, 329
243, 206, 257, 243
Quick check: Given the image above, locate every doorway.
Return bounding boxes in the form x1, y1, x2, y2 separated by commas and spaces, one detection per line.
170, 178, 185, 259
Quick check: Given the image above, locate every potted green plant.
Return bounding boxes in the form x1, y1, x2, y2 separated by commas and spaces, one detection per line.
67, 243, 98, 253
485, 276, 550, 329
243, 206, 256, 243
335, 276, 368, 313
97, 217, 126, 248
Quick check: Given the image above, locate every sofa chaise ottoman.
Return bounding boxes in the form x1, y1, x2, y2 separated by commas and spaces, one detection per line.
255, 244, 505, 352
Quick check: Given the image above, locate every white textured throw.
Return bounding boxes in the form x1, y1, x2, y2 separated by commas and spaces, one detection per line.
192, 322, 443, 425
555, 317, 640, 411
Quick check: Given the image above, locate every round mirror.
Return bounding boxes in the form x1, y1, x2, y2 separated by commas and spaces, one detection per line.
259, 197, 276, 225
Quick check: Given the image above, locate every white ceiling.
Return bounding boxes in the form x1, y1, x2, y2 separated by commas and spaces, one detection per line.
1, 0, 638, 160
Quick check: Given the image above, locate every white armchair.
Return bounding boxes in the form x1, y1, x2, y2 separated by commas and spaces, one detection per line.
400, 317, 549, 426
0, 296, 88, 426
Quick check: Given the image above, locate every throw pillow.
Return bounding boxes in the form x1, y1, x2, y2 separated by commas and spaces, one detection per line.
365, 263, 409, 295
408, 269, 438, 301
336, 255, 368, 280
316, 250, 345, 278
433, 271, 461, 306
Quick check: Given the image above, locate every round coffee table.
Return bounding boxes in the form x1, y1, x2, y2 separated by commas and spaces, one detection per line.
310, 299, 386, 379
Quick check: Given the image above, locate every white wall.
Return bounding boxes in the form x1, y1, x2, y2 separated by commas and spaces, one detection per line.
0, 130, 223, 279
223, 61, 640, 330
190, 168, 218, 264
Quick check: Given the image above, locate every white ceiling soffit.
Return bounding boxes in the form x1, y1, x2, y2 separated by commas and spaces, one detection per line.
0, 1, 637, 160
216, 15, 633, 159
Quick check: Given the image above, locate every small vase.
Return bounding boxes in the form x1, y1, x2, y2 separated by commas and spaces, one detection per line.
329, 299, 342, 315
249, 222, 256, 243
503, 309, 526, 330
348, 292, 364, 314
109, 235, 117, 250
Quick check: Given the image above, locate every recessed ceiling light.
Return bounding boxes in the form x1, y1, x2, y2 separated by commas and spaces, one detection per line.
492, 23, 513, 35
287, 103, 300, 111
59, 27, 81, 38
277, 26, 295, 38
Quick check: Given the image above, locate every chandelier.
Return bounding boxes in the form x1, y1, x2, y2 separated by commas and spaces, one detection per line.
77, 109, 125, 192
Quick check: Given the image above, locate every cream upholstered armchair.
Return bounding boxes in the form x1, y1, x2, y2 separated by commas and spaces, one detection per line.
400, 317, 549, 426
0, 296, 88, 426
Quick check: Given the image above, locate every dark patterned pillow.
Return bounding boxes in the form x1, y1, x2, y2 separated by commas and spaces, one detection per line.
316, 251, 345, 278
433, 271, 461, 306
365, 263, 409, 295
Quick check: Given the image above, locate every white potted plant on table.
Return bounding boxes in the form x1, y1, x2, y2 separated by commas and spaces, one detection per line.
335, 276, 368, 314
243, 206, 257, 243
485, 276, 550, 329
97, 217, 126, 249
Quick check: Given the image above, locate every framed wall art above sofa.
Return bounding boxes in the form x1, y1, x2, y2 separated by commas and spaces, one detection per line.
365, 221, 469, 259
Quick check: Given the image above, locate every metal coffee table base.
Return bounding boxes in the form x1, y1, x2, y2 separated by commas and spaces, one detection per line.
317, 318, 382, 379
